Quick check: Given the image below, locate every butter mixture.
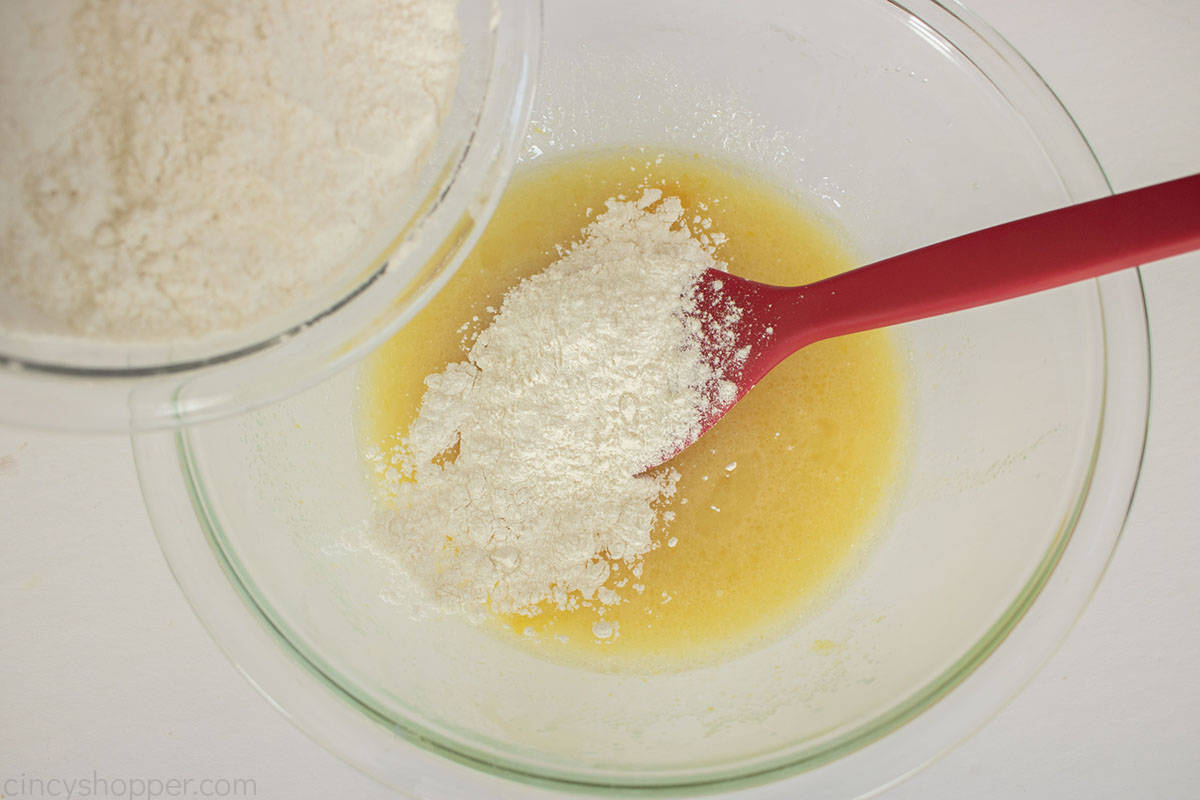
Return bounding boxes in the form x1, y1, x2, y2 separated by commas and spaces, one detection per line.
362, 151, 906, 668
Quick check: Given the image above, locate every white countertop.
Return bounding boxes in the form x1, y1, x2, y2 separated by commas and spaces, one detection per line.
2, 1, 1197, 797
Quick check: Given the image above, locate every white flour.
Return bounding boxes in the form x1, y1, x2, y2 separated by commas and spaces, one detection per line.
0, 0, 459, 340
369, 191, 743, 621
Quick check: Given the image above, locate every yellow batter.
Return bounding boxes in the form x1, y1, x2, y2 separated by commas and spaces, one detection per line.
360, 150, 906, 669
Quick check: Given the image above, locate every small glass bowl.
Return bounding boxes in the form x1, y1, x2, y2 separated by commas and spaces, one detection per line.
134, 0, 1149, 797
0, 0, 540, 432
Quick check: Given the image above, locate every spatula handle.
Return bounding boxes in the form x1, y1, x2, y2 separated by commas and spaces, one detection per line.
791, 173, 1200, 346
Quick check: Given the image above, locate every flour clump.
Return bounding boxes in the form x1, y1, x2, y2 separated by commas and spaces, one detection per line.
371, 191, 744, 620
0, 0, 459, 340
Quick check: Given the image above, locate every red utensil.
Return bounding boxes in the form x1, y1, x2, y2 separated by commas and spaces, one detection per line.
660, 172, 1200, 468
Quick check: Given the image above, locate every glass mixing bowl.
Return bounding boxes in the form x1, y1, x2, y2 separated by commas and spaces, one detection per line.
133, 0, 1149, 796
0, 0, 539, 432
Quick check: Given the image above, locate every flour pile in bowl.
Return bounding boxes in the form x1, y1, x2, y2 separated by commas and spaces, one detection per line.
368, 190, 745, 621
0, 0, 459, 340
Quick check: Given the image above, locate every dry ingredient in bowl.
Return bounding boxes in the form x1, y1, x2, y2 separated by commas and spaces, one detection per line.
0, 0, 459, 340
368, 190, 744, 621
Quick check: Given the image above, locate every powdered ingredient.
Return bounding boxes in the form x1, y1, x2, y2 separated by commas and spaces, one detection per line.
0, 0, 459, 340
370, 191, 743, 620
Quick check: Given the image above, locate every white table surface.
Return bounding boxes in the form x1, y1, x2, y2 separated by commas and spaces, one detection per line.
3, 1, 1197, 798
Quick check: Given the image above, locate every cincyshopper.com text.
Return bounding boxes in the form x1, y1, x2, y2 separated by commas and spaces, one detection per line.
2, 772, 257, 800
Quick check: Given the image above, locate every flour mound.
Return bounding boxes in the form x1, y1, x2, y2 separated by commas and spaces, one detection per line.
374, 192, 742, 619
0, 0, 459, 340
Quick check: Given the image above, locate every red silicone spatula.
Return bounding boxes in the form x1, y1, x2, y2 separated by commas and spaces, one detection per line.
657, 172, 1200, 468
